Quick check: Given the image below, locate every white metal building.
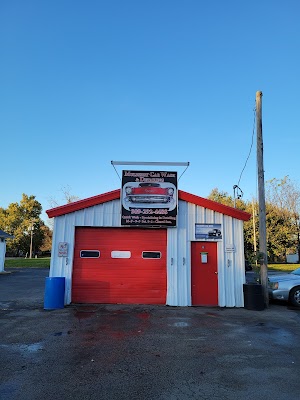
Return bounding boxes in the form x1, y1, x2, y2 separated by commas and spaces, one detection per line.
46, 189, 251, 307
0, 230, 14, 273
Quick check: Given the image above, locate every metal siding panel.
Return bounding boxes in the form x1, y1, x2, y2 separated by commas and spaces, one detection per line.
74, 209, 85, 226
50, 216, 66, 277
177, 201, 191, 306
112, 200, 122, 226
166, 228, 178, 305
233, 219, 246, 307
166, 201, 190, 306
222, 216, 235, 306
83, 207, 95, 226
205, 209, 215, 223
218, 216, 246, 307
218, 215, 229, 307
93, 204, 104, 226
0, 241, 6, 273
50, 213, 76, 304
104, 201, 114, 226
216, 214, 226, 307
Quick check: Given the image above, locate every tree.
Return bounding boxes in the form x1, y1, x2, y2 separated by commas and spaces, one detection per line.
266, 176, 300, 262
39, 223, 52, 254
47, 185, 80, 229
265, 203, 295, 262
208, 187, 247, 210
208, 188, 253, 260
208, 185, 298, 264
48, 185, 80, 208
0, 194, 48, 257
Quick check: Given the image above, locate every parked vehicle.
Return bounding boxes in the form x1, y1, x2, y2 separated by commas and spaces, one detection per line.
268, 268, 300, 307
208, 228, 221, 237
124, 183, 174, 205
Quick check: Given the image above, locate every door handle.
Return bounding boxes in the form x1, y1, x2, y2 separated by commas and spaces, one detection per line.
214, 271, 218, 275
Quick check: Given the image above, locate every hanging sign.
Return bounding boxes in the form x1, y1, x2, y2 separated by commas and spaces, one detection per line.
121, 170, 177, 227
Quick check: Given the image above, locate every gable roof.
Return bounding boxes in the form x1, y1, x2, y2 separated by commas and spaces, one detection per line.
0, 229, 14, 239
46, 189, 251, 221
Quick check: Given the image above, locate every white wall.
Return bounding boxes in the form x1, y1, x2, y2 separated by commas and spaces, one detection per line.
165, 201, 245, 307
0, 240, 6, 273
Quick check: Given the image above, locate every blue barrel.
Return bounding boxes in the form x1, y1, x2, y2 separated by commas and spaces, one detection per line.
44, 277, 65, 310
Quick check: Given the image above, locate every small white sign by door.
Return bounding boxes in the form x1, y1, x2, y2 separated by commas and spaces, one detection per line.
58, 242, 68, 257
225, 244, 236, 253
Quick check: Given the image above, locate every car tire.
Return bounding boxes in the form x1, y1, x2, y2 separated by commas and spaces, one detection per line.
289, 286, 300, 307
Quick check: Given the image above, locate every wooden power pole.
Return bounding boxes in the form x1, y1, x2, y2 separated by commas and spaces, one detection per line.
256, 91, 269, 306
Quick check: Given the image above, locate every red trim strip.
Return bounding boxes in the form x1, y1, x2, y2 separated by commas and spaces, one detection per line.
46, 188, 251, 221
178, 190, 251, 221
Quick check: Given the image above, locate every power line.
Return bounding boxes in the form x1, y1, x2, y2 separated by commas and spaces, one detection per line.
233, 103, 256, 207
237, 104, 256, 187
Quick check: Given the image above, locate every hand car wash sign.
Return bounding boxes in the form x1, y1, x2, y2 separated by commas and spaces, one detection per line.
121, 170, 177, 227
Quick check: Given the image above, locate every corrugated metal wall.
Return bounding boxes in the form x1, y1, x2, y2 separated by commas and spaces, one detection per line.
50, 198, 245, 307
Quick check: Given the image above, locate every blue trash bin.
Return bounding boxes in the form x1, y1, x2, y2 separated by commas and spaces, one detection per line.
44, 277, 65, 310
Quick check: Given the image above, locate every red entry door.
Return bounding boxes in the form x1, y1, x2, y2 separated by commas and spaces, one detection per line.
191, 242, 218, 306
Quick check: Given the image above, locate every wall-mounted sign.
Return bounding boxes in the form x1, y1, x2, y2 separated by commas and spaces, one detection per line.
121, 170, 177, 227
58, 242, 68, 257
195, 223, 222, 241
225, 244, 236, 253
200, 252, 208, 263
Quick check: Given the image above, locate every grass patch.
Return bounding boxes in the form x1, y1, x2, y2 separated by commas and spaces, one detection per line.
5, 258, 50, 269
252, 263, 299, 272
268, 264, 299, 272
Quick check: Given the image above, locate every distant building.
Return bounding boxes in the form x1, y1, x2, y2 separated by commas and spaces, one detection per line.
0, 230, 14, 273
287, 254, 299, 263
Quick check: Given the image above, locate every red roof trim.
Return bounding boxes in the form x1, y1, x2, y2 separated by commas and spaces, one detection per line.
46, 188, 251, 221
178, 190, 251, 221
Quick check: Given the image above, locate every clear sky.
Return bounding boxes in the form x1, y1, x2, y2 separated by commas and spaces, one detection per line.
1, 0, 299, 224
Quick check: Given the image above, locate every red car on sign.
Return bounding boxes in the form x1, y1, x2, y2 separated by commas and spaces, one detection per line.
124, 183, 175, 207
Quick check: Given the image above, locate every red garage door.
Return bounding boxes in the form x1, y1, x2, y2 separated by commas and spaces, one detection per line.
72, 227, 167, 304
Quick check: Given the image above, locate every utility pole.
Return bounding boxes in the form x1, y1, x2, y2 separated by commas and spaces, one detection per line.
256, 91, 269, 306
29, 223, 34, 259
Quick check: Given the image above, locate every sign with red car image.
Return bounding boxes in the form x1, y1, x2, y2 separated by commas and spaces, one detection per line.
121, 170, 177, 227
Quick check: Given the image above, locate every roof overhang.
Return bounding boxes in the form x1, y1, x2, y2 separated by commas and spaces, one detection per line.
46, 189, 251, 221
0, 230, 14, 240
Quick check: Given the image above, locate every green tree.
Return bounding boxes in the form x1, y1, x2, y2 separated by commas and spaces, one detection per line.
266, 176, 300, 262
39, 224, 52, 254
265, 203, 295, 262
0, 194, 49, 257
208, 187, 247, 210
208, 185, 298, 263
208, 188, 253, 260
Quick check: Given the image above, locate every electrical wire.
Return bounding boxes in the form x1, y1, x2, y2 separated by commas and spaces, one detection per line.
237, 104, 256, 188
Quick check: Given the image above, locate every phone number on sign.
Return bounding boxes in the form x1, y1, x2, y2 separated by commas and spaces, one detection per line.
131, 208, 168, 215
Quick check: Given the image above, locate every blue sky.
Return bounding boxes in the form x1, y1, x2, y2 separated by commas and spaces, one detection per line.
1, 0, 300, 223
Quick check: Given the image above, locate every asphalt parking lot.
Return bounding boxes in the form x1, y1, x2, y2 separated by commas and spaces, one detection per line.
1, 268, 300, 400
